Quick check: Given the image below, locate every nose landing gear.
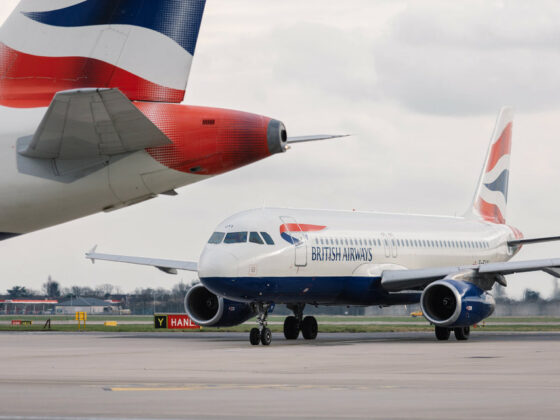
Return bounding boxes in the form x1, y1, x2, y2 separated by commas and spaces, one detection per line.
250, 303, 272, 346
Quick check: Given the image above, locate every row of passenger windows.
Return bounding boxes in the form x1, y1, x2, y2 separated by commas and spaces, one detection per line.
313, 236, 490, 250
208, 231, 275, 245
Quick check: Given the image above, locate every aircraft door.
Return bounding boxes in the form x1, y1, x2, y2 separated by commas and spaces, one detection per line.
389, 233, 398, 258
381, 233, 391, 258
280, 216, 307, 267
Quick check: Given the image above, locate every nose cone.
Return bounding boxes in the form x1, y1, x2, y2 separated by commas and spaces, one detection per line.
198, 246, 239, 279
267, 119, 288, 155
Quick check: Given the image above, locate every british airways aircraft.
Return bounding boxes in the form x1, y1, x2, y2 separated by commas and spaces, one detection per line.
0, 0, 341, 239
87, 107, 560, 345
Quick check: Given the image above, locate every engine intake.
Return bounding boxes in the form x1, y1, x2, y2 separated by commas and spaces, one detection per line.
420, 279, 495, 327
185, 284, 255, 327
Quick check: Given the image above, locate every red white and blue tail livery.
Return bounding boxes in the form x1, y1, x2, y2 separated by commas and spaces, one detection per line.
0, 0, 205, 108
470, 107, 513, 224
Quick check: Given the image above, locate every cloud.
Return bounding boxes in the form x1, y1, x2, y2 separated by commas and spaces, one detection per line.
373, 0, 560, 115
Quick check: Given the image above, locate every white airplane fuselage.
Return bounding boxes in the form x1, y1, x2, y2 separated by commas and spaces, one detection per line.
0, 106, 200, 235
198, 207, 521, 305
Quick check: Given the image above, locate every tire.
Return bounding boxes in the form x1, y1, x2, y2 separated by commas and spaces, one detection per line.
249, 327, 260, 345
301, 316, 318, 340
435, 326, 450, 341
454, 326, 470, 341
283, 316, 300, 340
260, 327, 272, 346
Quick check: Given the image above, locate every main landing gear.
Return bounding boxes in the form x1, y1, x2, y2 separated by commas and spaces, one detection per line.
249, 303, 319, 345
434, 326, 471, 341
250, 303, 272, 346
283, 304, 318, 341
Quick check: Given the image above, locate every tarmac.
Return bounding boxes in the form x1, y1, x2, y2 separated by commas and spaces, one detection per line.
0, 331, 559, 419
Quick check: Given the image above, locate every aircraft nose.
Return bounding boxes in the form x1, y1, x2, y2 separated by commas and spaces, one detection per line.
267, 119, 288, 155
198, 246, 239, 279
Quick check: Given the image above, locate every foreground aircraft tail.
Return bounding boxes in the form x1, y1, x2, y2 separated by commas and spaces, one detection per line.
467, 107, 513, 224
0, 0, 206, 108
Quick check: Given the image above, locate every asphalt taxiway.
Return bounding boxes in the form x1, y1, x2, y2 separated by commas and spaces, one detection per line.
0, 331, 559, 419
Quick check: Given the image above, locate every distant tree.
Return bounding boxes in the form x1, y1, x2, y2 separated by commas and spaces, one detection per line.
7, 286, 33, 298
523, 289, 542, 302
43, 276, 61, 298
172, 281, 190, 298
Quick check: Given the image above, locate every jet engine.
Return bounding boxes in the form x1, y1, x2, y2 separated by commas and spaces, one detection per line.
185, 283, 256, 327
420, 279, 495, 327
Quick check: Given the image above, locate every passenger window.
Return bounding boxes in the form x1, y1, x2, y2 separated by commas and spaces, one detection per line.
224, 232, 248, 244
208, 232, 225, 244
260, 232, 275, 245
249, 232, 264, 244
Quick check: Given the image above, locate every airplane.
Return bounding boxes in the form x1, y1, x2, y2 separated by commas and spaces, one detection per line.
0, 0, 343, 240
87, 107, 560, 345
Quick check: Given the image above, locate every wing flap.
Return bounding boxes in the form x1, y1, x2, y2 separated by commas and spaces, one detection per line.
20, 88, 171, 160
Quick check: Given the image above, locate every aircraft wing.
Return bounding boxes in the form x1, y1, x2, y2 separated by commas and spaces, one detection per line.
381, 257, 560, 292
85, 247, 197, 275
287, 134, 349, 144
20, 88, 171, 160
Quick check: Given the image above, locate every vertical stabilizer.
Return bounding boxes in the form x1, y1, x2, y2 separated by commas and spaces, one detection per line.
467, 107, 514, 224
0, 0, 206, 108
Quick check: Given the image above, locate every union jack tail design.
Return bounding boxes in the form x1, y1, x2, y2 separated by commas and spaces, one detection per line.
468, 107, 513, 224
0, 0, 206, 108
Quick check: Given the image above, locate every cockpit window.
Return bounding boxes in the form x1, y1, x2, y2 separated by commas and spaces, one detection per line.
208, 232, 225, 244
224, 232, 248, 244
260, 232, 275, 245
249, 232, 264, 244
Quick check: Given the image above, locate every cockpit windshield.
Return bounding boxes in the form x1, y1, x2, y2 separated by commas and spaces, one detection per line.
224, 232, 248, 244
260, 232, 275, 245
209, 231, 275, 245
208, 232, 225, 244
249, 232, 264, 244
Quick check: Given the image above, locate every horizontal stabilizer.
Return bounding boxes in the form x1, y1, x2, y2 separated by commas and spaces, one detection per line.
287, 134, 349, 144
85, 248, 198, 274
381, 257, 560, 291
20, 88, 171, 160
508, 236, 560, 247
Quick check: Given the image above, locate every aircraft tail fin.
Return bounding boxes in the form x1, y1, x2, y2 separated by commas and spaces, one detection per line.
0, 0, 206, 108
467, 107, 514, 224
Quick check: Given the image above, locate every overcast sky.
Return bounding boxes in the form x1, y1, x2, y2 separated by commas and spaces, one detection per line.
1, 0, 559, 299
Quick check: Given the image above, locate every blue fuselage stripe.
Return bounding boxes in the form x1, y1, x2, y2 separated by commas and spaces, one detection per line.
200, 276, 421, 306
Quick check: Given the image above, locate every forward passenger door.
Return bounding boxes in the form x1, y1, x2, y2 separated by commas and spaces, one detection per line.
280, 216, 307, 267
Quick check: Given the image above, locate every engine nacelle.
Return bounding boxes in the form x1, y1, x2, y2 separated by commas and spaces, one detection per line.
184, 284, 256, 327
420, 279, 495, 327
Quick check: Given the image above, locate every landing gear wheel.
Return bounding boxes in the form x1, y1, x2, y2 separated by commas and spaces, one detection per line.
283, 316, 300, 340
260, 327, 272, 346
249, 328, 261, 345
435, 326, 450, 341
454, 326, 470, 341
301, 316, 318, 340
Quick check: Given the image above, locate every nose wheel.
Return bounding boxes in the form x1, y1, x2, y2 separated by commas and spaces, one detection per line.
249, 303, 272, 346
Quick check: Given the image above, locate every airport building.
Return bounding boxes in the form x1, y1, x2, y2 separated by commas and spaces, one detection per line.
55, 297, 121, 315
